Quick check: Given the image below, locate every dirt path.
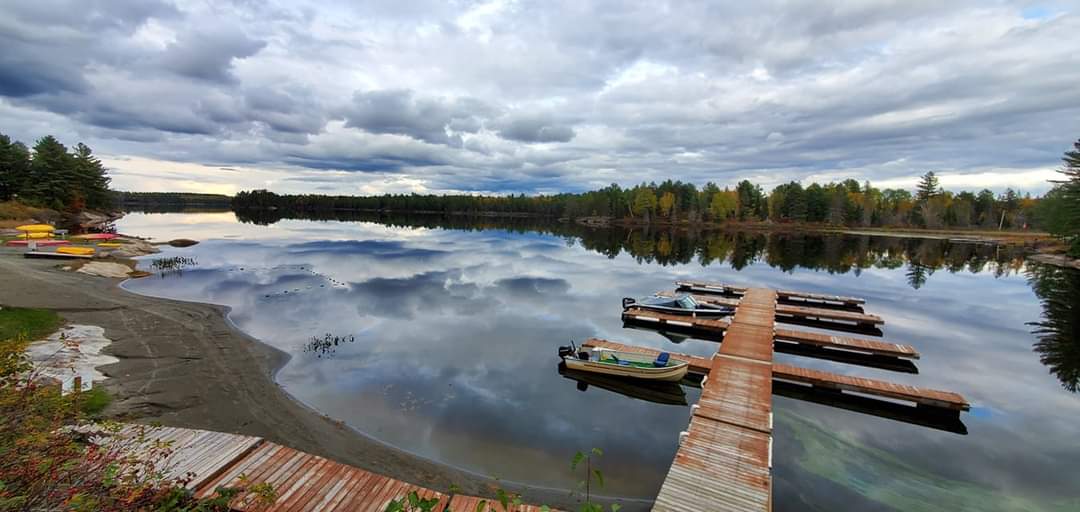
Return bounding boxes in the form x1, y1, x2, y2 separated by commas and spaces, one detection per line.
0, 249, 602, 509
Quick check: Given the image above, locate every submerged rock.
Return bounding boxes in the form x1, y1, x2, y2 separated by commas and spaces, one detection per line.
168, 238, 199, 247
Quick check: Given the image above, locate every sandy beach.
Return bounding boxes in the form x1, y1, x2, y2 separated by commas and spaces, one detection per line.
0, 248, 606, 510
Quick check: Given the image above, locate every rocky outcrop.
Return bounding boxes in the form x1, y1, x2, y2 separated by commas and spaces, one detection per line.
100, 239, 160, 258
76, 261, 136, 278
72, 210, 122, 229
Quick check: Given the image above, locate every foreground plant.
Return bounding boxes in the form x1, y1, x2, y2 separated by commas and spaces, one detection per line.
0, 322, 275, 511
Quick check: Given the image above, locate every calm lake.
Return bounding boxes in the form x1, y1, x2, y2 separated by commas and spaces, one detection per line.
117, 211, 1079, 512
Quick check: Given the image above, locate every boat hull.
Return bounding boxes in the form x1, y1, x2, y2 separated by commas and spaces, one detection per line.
562, 355, 689, 382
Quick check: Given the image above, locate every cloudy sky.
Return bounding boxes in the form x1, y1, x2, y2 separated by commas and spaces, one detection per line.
2, 0, 1079, 196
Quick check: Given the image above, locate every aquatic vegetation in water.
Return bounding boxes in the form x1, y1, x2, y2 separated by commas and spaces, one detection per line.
150, 256, 197, 276
779, 411, 1080, 511
303, 333, 356, 358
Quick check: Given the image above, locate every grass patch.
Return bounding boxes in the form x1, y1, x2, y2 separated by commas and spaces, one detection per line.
78, 387, 112, 416
0, 306, 62, 342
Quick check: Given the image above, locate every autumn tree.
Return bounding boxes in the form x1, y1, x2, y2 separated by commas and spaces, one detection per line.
709, 189, 737, 220
658, 191, 676, 219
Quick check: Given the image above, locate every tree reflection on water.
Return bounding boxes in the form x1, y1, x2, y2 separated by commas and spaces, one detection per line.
1026, 263, 1080, 392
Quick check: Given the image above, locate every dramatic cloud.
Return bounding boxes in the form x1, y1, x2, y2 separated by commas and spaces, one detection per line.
1, 0, 1079, 194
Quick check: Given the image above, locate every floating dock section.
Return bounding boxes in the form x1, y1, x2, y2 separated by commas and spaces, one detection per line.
602, 280, 969, 511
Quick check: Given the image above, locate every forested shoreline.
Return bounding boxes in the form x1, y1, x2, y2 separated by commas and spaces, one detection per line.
230, 173, 1042, 230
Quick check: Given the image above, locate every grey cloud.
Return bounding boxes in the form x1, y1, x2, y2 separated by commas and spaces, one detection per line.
342, 90, 491, 146
494, 115, 576, 143
161, 28, 266, 83
0, 0, 1077, 194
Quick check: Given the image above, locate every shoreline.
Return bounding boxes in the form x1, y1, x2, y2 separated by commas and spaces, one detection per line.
0, 248, 639, 511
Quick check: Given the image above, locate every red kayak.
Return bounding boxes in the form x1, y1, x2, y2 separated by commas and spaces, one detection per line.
5, 239, 71, 247
72, 233, 117, 240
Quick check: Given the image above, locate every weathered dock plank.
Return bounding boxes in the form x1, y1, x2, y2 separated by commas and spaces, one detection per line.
194, 442, 448, 511
695, 357, 773, 434
104, 425, 264, 491
661, 290, 882, 326
772, 364, 970, 411
652, 416, 772, 512
579, 339, 963, 413
774, 328, 919, 359
676, 280, 865, 306
654, 288, 777, 512
624, 306, 910, 361
621, 307, 732, 330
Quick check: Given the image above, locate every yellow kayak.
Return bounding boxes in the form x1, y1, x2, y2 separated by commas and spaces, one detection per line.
57, 246, 95, 256
25, 232, 53, 239
96, 242, 123, 248
16, 224, 55, 233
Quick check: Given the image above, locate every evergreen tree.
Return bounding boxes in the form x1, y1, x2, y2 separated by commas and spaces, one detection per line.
28, 136, 75, 209
916, 171, 941, 202
1057, 139, 1080, 256
0, 133, 31, 201
72, 143, 113, 209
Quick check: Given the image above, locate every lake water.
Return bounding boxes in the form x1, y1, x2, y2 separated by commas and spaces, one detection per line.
117, 211, 1080, 511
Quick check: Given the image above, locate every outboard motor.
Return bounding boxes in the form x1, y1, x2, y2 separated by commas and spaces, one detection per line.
622, 297, 636, 309
558, 340, 578, 359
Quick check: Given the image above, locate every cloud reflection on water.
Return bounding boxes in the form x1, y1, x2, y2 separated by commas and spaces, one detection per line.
119, 213, 1080, 508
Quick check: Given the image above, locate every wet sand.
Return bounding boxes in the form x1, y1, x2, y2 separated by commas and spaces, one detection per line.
0, 249, 621, 510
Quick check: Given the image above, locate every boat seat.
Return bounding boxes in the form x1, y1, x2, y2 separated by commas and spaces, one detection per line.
654, 352, 670, 367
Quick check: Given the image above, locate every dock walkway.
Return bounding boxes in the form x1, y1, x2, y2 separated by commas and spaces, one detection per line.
652, 288, 777, 512
100, 425, 551, 512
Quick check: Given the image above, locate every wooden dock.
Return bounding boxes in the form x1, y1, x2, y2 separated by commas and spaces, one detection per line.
652, 288, 777, 512
657, 290, 883, 327
621, 308, 912, 361
580, 340, 959, 410
98, 425, 553, 511
611, 280, 968, 511
676, 280, 866, 308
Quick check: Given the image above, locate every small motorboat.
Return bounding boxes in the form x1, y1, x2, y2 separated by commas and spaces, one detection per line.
558, 341, 689, 382
622, 293, 734, 317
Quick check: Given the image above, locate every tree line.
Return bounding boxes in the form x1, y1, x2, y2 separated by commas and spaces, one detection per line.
232, 173, 1047, 231
0, 132, 113, 211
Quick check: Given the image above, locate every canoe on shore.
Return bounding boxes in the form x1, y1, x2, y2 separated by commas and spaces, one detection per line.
5, 239, 70, 247
72, 233, 117, 240
15, 224, 55, 233
559, 345, 689, 382
57, 246, 95, 256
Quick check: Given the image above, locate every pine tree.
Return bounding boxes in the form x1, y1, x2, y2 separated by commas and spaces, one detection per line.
72, 142, 113, 210
0, 133, 32, 201
916, 171, 941, 202
28, 136, 75, 209
1058, 139, 1080, 256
